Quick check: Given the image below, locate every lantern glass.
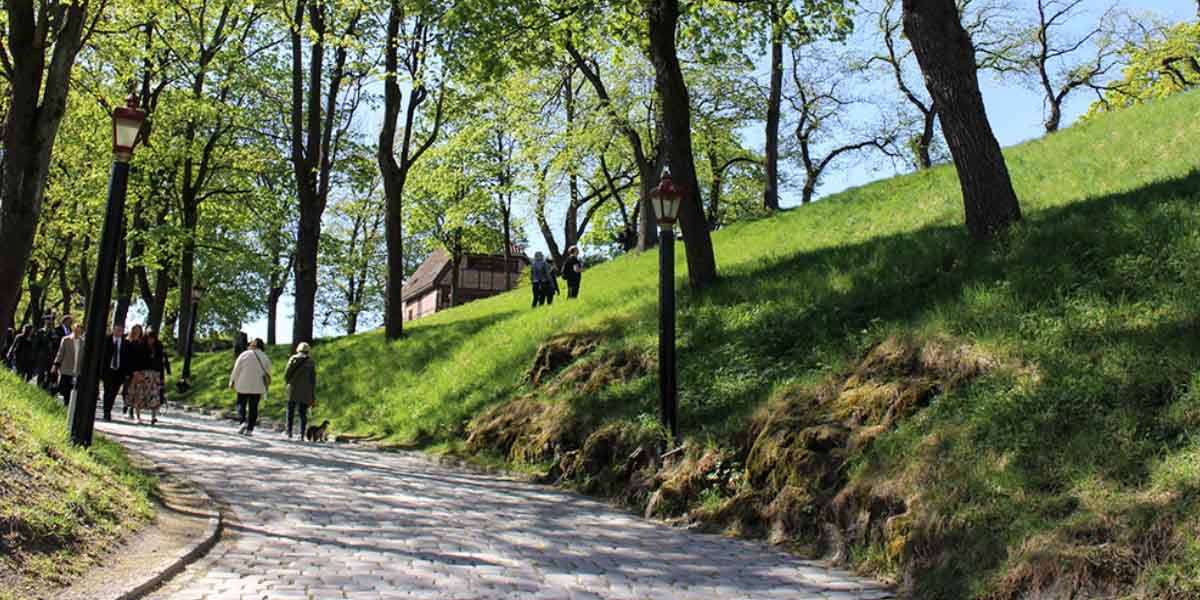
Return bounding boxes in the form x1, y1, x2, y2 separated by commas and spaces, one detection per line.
657, 195, 679, 224
113, 115, 141, 151
192, 285, 207, 302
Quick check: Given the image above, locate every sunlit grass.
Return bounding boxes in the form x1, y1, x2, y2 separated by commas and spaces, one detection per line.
0, 371, 156, 594
183, 91, 1200, 596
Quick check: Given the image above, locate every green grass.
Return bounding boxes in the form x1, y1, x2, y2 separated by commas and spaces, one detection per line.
0, 371, 156, 598
186, 90, 1200, 597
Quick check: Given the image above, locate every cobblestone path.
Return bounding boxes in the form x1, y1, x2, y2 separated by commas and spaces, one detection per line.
98, 410, 894, 600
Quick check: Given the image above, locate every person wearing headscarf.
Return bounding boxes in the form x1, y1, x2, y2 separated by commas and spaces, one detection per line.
284, 342, 317, 440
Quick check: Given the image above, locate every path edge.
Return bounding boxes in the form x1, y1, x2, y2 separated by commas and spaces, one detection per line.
112, 449, 224, 600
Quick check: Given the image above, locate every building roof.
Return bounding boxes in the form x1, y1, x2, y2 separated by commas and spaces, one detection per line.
401, 248, 452, 302
402, 248, 533, 302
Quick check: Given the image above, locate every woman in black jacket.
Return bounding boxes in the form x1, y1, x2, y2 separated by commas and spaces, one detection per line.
124, 325, 155, 424
143, 330, 171, 425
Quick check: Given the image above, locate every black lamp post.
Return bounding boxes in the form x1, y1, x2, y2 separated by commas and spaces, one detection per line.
177, 284, 206, 393
69, 94, 147, 446
648, 167, 684, 441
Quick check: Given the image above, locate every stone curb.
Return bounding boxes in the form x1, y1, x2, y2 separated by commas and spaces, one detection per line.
110, 450, 224, 600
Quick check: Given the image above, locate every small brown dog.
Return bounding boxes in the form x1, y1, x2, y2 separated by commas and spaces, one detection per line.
305, 420, 330, 442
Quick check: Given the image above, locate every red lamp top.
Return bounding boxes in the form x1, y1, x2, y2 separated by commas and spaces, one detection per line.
112, 93, 147, 160
648, 166, 685, 226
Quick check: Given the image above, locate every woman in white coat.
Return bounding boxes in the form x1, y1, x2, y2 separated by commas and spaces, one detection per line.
229, 338, 272, 436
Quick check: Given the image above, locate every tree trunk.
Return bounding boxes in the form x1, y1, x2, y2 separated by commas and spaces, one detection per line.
707, 151, 722, 229
176, 203, 197, 354
378, 2, 437, 341
502, 206, 513, 290
449, 252, 461, 307
58, 247, 72, 316
24, 261, 43, 326
1044, 99, 1062, 133
763, 1, 784, 211
0, 1, 88, 337
147, 268, 169, 332
293, 192, 320, 344
267, 286, 282, 346
646, 0, 718, 289
902, 0, 1021, 239
917, 102, 936, 169
113, 223, 132, 327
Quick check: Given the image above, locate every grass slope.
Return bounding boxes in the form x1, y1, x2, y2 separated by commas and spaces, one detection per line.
0, 371, 156, 599
188, 91, 1200, 597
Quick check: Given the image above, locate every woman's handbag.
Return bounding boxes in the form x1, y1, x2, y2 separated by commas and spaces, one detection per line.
252, 351, 271, 388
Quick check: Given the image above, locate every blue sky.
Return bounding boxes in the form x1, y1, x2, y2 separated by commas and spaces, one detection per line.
247, 0, 1196, 345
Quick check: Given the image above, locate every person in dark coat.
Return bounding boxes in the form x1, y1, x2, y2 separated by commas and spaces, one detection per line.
284, 342, 316, 440
6, 325, 36, 381
562, 246, 583, 299
32, 318, 56, 390
100, 325, 130, 422
56, 315, 73, 342
1, 327, 14, 370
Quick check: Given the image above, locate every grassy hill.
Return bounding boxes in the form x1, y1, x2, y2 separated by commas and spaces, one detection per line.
187, 90, 1200, 598
0, 371, 156, 600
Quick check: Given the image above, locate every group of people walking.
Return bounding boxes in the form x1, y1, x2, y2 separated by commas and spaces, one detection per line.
530, 246, 584, 308
5, 312, 320, 441
3, 315, 171, 422
99, 323, 171, 424
228, 339, 317, 440
3, 315, 75, 394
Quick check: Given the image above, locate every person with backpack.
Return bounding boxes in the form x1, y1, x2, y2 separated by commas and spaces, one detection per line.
531, 252, 561, 308
284, 342, 316, 441
230, 338, 271, 436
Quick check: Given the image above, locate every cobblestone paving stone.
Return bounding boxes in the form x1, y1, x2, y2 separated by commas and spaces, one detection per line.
98, 410, 894, 600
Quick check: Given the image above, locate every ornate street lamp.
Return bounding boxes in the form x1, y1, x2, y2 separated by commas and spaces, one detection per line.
177, 284, 207, 392
70, 93, 147, 446
648, 166, 684, 441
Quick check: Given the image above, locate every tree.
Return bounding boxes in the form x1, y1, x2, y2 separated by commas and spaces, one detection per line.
646, 0, 718, 289
788, 46, 898, 204
564, 41, 660, 252
286, 0, 371, 344
408, 135, 504, 309
688, 59, 761, 228
252, 163, 297, 345
378, 0, 444, 340
902, 0, 1022, 239
754, 0, 853, 211
994, 0, 1125, 133
866, 0, 1019, 169
0, 0, 93, 336
320, 155, 385, 335
1086, 21, 1200, 116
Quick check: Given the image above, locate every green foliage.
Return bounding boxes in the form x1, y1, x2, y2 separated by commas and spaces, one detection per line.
1087, 22, 1200, 117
